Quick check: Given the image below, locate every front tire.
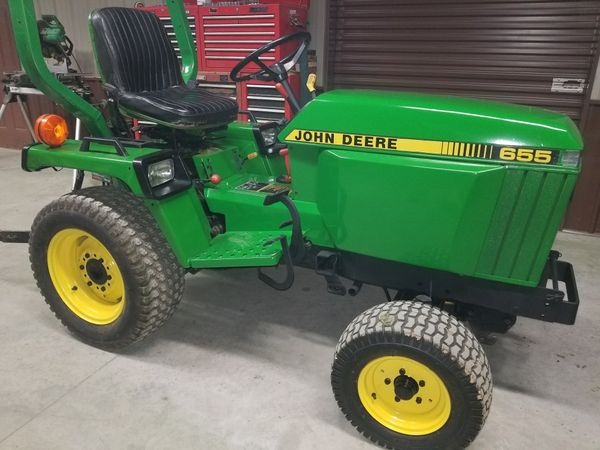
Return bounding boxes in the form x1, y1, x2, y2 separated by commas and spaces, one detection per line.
29, 187, 185, 350
332, 301, 492, 450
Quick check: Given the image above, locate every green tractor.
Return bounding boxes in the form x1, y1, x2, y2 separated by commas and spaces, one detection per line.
4, 1, 581, 449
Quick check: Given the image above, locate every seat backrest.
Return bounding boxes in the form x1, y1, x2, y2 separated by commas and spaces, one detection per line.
89, 7, 183, 93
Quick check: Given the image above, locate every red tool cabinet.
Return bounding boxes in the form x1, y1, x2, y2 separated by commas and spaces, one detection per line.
137, 5, 199, 62
138, 2, 307, 123
237, 72, 300, 122
195, 71, 300, 123
197, 3, 307, 73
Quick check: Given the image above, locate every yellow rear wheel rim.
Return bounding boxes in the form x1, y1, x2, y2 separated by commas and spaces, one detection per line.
357, 355, 451, 436
47, 228, 126, 325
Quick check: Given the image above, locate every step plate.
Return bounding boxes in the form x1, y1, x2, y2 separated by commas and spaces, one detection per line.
189, 231, 284, 268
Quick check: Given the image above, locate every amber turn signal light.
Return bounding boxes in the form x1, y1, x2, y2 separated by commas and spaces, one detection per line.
34, 114, 69, 147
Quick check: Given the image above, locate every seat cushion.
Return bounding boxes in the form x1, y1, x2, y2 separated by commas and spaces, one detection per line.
118, 86, 239, 127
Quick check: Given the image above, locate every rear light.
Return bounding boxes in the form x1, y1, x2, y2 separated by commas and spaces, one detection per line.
34, 114, 69, 147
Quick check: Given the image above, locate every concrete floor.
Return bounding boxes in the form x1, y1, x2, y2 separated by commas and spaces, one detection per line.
0, 149, 598, 450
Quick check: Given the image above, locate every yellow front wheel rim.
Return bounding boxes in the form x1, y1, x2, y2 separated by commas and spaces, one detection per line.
47, 228, 126, 325
357, 356, 451, 436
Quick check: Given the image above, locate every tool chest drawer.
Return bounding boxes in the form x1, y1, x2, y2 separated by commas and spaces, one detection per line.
136, 5, 198, 62
197, 4, 307, 73
239, 72, 300, 123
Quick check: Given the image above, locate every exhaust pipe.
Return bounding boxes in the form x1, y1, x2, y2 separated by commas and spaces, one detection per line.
348, 281, 363, 297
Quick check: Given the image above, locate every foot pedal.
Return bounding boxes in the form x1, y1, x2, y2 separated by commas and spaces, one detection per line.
316, 251, 346, 296
258, 235, 295, 291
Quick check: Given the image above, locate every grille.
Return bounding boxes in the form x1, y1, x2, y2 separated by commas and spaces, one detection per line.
475, 169, 575, 284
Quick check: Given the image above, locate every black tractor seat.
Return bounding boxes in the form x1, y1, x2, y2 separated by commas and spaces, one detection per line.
118, 86, 238, 128
89, 7, 238, 129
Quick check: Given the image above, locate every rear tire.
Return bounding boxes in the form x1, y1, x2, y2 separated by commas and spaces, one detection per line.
331, 301, 492, 450
29, 187, 185, 350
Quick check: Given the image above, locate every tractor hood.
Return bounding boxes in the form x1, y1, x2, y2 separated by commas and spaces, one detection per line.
282, 90, 583, 152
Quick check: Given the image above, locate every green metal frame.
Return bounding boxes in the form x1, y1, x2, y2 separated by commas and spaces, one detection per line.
8, 0, 111, 137
165, 0, 197, 84
7, 0, 197, 136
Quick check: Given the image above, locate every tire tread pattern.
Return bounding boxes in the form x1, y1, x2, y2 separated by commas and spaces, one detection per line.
30, 186, 185, 349
332, 301, 492, 450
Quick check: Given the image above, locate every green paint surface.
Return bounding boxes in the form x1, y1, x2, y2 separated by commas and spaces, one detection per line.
22, 87, 583, 287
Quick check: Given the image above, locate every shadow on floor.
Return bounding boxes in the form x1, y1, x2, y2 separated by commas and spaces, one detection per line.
119, 265, 572, 404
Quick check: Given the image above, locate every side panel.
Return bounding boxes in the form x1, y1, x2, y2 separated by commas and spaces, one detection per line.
316, 150, 504, 278
144, 190, 212, 266
315, 149, 577, 287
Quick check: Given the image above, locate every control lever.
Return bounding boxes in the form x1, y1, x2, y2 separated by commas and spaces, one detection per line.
306, 73, 317, 99
279, 148, 292, 182
275, 80, 301, 115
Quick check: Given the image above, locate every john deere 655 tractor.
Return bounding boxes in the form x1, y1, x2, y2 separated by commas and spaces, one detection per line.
3, 1, 581, 449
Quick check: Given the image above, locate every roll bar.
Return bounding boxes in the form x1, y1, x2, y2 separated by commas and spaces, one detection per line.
7, 0, 197, 138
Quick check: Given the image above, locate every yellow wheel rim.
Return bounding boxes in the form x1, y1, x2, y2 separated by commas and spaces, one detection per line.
357, 356, 451, 436
47, 228, 126, 325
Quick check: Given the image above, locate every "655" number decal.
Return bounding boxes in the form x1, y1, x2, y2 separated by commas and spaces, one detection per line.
499, 147, 554, 164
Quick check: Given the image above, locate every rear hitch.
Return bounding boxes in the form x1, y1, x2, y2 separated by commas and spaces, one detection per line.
315, 250, 346, 296
0, 231, 30, 243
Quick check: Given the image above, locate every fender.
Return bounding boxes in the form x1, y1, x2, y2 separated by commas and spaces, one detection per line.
23, 139, 212, 267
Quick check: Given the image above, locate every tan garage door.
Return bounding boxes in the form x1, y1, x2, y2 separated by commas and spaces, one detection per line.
327, 0, 600, 122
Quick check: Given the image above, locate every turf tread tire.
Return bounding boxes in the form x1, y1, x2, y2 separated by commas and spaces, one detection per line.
331, 301, 492, 450
29, 186, 185, 350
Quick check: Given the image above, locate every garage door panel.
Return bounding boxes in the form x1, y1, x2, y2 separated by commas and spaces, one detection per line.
328, 0, 600, 123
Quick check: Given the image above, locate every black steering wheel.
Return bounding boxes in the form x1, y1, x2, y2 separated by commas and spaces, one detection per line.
230, 32, 311, 83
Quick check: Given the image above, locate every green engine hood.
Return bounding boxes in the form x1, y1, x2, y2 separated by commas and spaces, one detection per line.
282, 90, 583, 151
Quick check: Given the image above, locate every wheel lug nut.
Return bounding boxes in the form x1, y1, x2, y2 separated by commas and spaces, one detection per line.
79, 265, 84, 270
384, 378, 391, 385
371, 393, 376, 399
87, 281, 92, 286
394, 396, 400, 402
419, 380, 425, 387
399, 368, 406, 375
416, 397, 422, 404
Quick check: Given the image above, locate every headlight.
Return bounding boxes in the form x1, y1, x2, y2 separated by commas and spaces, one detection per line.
261, 127, 278, 147
147, 159, 175, 188
561, 150, 581, 168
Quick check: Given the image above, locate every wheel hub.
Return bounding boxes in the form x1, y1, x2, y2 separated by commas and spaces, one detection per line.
47, 228, 126, 325
85, 258, 108, 285
394, 374, 419, 401
357, 355, 451, 436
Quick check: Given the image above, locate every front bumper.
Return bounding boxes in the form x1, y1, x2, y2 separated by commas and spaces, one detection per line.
537, 250, 580, 325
